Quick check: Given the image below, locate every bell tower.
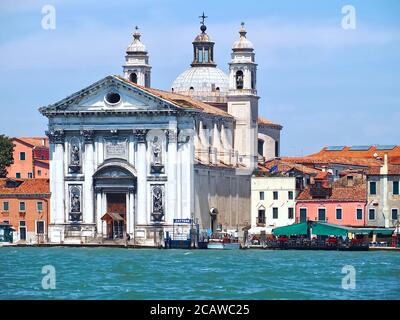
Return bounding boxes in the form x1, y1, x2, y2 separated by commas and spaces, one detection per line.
123, 26, 151, 87
227, 23, 259, 170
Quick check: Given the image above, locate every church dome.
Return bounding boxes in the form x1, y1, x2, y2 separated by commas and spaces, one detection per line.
232, 23, 253, 50
171, 14, 229, 103
171, 66, 229, 99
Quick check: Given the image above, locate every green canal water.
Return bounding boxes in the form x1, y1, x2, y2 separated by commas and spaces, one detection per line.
0, 247, 399, 300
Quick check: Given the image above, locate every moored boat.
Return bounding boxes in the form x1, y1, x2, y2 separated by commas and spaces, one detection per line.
207, 232, 240, 250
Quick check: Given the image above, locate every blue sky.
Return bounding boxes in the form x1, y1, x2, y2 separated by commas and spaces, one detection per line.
0, 0, 399, 155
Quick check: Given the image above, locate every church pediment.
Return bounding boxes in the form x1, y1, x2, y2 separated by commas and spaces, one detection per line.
39, 75, 180, 115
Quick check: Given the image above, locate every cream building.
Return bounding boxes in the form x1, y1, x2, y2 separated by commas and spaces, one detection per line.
251, 176, 296, 232
40, 18, 281, 244
366, 154, 400, 228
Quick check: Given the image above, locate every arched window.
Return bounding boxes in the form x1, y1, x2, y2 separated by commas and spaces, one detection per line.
236, 70, 244, 89
251, 71, 256, 90
129, 73, 137, 84
258, 139, 264, 156
198, 48, 203, 63
275, 141, 279, 157
216, 87, 220, 92
204, 48, 209, 63
189, 87, 194, 92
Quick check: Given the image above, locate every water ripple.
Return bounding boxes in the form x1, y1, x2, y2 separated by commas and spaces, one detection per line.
0, 247, 399, 300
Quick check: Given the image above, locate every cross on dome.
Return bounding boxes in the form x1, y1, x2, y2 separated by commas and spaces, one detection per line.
133, 25, 141, 40
199, 12, 208, 25
199, 12, 208, 33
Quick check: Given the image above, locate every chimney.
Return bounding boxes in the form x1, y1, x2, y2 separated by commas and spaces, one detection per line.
380, 153, 388, 175
347, 175, 354, 187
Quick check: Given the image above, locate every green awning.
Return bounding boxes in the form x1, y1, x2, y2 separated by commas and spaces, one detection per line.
349, 228, 395, 235
272, 222, 308, 236
372, 228, 395, 235
349, 228, 371, 235
311, 223, 349, 237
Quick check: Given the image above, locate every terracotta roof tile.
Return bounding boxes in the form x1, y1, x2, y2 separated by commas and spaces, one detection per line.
315, 171, 330, 180
0, 179, 50, 195
308, 145, 400, 160
280, 156, 382, 167
367, 165, 400, 175
258, 159, 321, 175
115, 75, 232, 118
13, 137, 49, 148
297, 182, 366, 202
257, 117, 283, 129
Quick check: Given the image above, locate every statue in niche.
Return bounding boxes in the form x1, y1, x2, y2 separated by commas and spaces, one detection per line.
71, 144, 80, 165
70, 187, 81, 213
151, 136, 162, 165
152, 186, 164, 222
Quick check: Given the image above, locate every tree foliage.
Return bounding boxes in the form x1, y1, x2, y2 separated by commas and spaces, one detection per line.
0, 135, 14, 178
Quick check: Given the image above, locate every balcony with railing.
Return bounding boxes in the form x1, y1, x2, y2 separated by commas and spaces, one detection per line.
256, 216, 266, 227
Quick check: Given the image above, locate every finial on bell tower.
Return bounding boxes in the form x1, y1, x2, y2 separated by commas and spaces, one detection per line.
199, 12, 208, 33
123, 26, 151, 87
133, 25, 140, 39
239, 22, 247, 37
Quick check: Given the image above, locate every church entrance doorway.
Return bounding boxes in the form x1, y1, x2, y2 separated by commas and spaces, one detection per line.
104, 193, 126, 239
93, 160, 137, 240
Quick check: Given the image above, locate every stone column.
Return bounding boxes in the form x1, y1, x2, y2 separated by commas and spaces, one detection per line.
134, 130, 148, 226
46, 130, 65, 224
167, 129, 178, 224
198, 120, 209, 163
221, 123, 233, 165
128, 135, 135, 166
125, 191, 130, 237
82, 130, 95, 224
95, 188, 103, 236
179, 131, 194, 220
128, 188, 135, 235
245, 68, 251, 89
212, 122, 221, 163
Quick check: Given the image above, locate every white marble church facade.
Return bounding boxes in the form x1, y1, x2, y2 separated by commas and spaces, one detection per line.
40, 18, 281, 244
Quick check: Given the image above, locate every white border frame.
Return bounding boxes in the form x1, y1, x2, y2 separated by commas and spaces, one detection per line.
368, 207, 376, 221
335, 206, 343, 221
356, 207, 363, 221
35, 220, 46, 235
317, 206, 326, 222
299, 207, 308, 222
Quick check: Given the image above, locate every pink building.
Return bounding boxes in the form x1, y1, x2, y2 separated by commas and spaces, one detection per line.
296, 172, 367, 227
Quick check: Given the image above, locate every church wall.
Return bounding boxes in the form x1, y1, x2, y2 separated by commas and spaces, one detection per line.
258, 125, 281, 160
194, 166, 251, 236
46, 110, 195, 244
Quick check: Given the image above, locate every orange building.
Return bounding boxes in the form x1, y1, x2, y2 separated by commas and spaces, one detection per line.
0, 178, 50, 243
7, 137, 49, 179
